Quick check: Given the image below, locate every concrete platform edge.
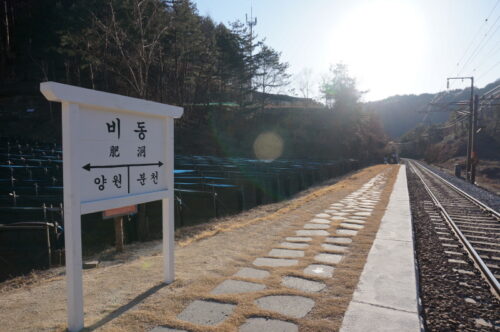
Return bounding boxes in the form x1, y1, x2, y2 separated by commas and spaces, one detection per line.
340, 165, 423, 332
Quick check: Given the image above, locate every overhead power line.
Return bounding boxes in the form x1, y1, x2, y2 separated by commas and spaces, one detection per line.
435, 114, 469, 129
471, 40, 500, 74
470, 22, 500, 72
455, 0, 500, 76
458, 14, 500, 76
477, 60, 500, 80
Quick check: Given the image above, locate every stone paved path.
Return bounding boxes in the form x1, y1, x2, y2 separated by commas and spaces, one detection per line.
151, 172, 389, 331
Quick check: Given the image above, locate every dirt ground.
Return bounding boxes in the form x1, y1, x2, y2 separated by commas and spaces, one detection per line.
0, 164, 398, 332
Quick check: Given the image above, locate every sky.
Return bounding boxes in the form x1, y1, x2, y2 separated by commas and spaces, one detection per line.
193, 0, 500, 102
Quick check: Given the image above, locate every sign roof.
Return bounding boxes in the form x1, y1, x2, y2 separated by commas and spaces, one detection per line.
40, 81, 183, 118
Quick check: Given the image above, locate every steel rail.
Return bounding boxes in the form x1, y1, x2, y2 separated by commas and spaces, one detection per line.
414, 160, 500, 219
407, 160, 500, 296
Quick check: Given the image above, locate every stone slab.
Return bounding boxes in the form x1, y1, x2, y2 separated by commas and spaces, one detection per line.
321, 243, 348, 252
340, 301, 420, 332
211, 279, 266, 294
280, 242, 309, 249
331, 212, 348, 216
354, 211, 371, 216
269, 248, 304, 258
359, 204, 375, 208
150, 327, 187, 332
303, 223, 330, 229
177, 300, 235, 326
340, 223, 364, 230
314, 253, 343, 264
350, 216, 367, 220
253, 257, 298, 267
286, 236, 312, 242
304, 264, 335, 278
310, 218, 331, 224
255, 295, 315, 318
234, 267, 270, 279
325, 237, 352, 245
344, 219, 366, 224
281, 276, 326, 292
330, 216, 347, 220
296, 230, 329, 236
315, 213, 331, 218
336, 229, 358, 236
239, 318, 298, 332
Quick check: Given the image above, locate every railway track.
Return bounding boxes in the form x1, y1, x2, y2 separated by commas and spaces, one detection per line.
407, 159, 500, 297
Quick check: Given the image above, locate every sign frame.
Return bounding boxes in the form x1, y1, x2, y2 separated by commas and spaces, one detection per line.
40, 82, 183, 332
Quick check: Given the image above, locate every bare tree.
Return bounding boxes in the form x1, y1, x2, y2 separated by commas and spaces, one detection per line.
254, 45, 290, 108
296, 67, 313, 99
93, 0, 168, 98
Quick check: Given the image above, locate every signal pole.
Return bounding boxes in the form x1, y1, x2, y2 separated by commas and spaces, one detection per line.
447, 76, 474, 182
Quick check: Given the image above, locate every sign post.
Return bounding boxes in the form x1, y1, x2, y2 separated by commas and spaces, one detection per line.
40, 82, 183, 332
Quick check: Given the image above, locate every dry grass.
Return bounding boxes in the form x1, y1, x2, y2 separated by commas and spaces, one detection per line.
176, 172, 376, 248
0, 165, 398, 332
96, 165, 398, 332
436, 158, 500, 195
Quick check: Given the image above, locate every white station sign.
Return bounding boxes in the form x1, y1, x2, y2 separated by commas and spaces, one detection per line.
79, 108, 168, 210
40, 82, 183, 332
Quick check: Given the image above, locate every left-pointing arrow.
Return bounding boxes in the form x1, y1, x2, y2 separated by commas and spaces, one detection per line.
82, 161, 164, 171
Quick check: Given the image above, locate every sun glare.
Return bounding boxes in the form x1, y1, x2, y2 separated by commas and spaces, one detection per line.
330, 0, 428, 100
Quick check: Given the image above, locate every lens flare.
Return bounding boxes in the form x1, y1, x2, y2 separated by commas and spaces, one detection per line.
253, 132, 284, 162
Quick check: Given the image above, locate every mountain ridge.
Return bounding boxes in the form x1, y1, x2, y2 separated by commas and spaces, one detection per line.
364, 79, 500, 139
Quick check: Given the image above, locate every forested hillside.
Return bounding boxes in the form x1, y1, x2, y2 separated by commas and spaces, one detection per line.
398, 81, 500, 162
364, 94, 447, 138
0, 0, 388, 163
0, 0, 290, 105
365, 81, 500, 139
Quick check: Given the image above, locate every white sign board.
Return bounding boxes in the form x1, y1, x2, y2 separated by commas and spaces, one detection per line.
40, 82, 183, 332
78, 107, 169, 213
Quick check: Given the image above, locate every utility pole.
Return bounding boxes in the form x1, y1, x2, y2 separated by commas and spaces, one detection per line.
245, 1, 257, 101
246, 2, 257, 48
447, 76, 474, 182
470, 95, 479, 184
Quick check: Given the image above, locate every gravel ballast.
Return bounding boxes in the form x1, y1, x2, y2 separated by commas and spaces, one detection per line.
407, 164, 500, 331
420, 161, 500, 212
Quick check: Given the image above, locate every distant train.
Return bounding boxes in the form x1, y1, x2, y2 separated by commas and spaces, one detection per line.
384, 153, 400, 164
